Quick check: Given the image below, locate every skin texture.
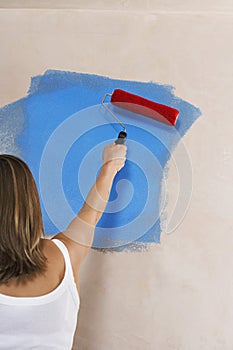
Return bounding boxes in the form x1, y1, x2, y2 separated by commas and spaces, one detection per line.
0, 143, 127, 297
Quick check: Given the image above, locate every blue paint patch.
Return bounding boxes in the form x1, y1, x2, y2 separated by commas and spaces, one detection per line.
0, 70, 201, 250
0, 99, 25, 155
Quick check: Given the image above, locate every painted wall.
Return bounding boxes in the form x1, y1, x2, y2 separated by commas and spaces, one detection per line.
0, 1, 232, 349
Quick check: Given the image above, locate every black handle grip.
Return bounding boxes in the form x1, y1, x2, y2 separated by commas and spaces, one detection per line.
115, 131, 127, 144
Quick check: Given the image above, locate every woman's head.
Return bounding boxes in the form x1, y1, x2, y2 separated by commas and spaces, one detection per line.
0, 154, 46, 283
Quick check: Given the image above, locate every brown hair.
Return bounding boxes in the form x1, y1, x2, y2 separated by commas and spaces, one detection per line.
0, 154, 46, 283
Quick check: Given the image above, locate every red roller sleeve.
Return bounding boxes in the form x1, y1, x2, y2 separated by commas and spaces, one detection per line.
111, 89, 179, 126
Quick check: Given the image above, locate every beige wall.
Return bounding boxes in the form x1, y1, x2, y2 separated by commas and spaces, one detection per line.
0, 1, 232, 349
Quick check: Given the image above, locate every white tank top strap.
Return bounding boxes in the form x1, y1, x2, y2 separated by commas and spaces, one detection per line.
52, 238, 79, 306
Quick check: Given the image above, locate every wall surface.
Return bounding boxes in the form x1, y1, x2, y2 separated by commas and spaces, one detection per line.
0, 1, 232, 349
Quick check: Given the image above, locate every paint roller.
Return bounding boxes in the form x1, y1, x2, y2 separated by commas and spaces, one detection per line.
102, 89, 179, 144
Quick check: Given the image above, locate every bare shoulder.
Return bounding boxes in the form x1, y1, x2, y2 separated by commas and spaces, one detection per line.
51, 234, 83, 294
31, 238, 66, 294
41, 238, 65, 277
41, 238, 63, 262
52, 233, 85, 272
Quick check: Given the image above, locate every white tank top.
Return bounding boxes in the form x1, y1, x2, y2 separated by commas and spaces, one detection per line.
0, 239, 80, 349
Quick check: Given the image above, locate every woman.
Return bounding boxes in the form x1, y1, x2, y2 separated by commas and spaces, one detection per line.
0, 142, 127, 349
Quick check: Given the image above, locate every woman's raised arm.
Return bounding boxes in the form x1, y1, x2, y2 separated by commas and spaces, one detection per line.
54, 142, 127, 270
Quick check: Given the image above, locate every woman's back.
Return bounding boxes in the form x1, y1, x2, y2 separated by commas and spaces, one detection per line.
0, 239, 80, 350
0, 144, 126, 349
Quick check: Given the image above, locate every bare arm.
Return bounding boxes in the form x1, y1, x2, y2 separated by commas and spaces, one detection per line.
54, 142, 127, 268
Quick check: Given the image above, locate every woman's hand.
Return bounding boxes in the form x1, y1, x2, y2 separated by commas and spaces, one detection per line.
102, 142, 127, 173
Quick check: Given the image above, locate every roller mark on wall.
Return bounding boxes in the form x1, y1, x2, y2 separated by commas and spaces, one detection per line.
0, 70, 201, 251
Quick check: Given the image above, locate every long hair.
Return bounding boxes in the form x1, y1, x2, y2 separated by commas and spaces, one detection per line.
0, 154, 46, 283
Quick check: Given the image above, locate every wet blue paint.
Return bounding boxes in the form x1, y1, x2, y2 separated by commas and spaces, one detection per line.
0, 70, 201, 250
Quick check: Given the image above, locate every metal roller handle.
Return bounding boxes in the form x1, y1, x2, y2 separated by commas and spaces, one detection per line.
102, 93, 127, 132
